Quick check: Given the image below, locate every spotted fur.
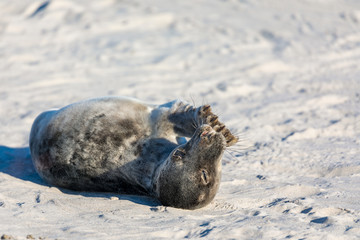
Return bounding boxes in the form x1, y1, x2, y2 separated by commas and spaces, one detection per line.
30, 97, 237, 209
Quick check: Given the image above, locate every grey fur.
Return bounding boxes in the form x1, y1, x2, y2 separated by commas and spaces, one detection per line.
29, 97, 237, 209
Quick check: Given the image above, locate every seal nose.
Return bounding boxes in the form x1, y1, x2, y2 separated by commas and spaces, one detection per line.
200, 127, 214, 137
201, 125, 212, 132
199, 125, 216, 144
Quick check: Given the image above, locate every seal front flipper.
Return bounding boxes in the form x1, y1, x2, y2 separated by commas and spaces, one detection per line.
165, 100, 238, 147
197, 104, 238, 147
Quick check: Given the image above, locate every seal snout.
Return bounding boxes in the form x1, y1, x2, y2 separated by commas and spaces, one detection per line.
200, 125, 216, 138
196, 125, 226, 148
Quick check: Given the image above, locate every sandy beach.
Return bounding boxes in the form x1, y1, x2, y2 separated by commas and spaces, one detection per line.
1, 0, 360, 239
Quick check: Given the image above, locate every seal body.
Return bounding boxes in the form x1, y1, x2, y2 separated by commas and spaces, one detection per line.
30, 97, 237, 209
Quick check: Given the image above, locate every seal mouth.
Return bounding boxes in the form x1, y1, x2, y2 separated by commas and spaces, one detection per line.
200, 126, 215, 137
195, 125, 226, 148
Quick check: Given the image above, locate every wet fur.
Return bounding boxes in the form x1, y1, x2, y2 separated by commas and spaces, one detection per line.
30, 97, 237, 209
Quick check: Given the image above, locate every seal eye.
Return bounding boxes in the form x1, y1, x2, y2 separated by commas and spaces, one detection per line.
201, 170, 209, 185
172, 149, 185, 161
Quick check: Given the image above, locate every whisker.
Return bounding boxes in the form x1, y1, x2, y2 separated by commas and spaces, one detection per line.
189, 93, 197, 108
202, 97, 207, 107
228, 144, 254, 151
200, 116, 204, 126
226, 150, 246, 156
226, 147, 245, 153
191, 121, 198, 129
224, 149, 240, 161
193, 119, 199, 128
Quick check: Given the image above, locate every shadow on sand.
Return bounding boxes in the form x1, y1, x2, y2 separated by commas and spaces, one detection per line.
0, 145, 45, 185
0, 145, 160, 207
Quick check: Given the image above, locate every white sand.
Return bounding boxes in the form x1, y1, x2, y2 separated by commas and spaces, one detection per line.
1, 0, 360, 239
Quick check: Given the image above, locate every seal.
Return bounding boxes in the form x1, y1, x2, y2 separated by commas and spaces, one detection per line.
29, 97, 238, 209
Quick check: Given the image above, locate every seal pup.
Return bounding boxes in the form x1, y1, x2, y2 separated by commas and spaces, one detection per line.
29, 97, 238, 209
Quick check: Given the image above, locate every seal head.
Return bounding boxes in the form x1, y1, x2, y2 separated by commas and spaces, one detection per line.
155, 124, 225, 209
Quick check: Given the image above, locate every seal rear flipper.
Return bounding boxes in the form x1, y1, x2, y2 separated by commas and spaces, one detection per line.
166, 101, 239, 147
